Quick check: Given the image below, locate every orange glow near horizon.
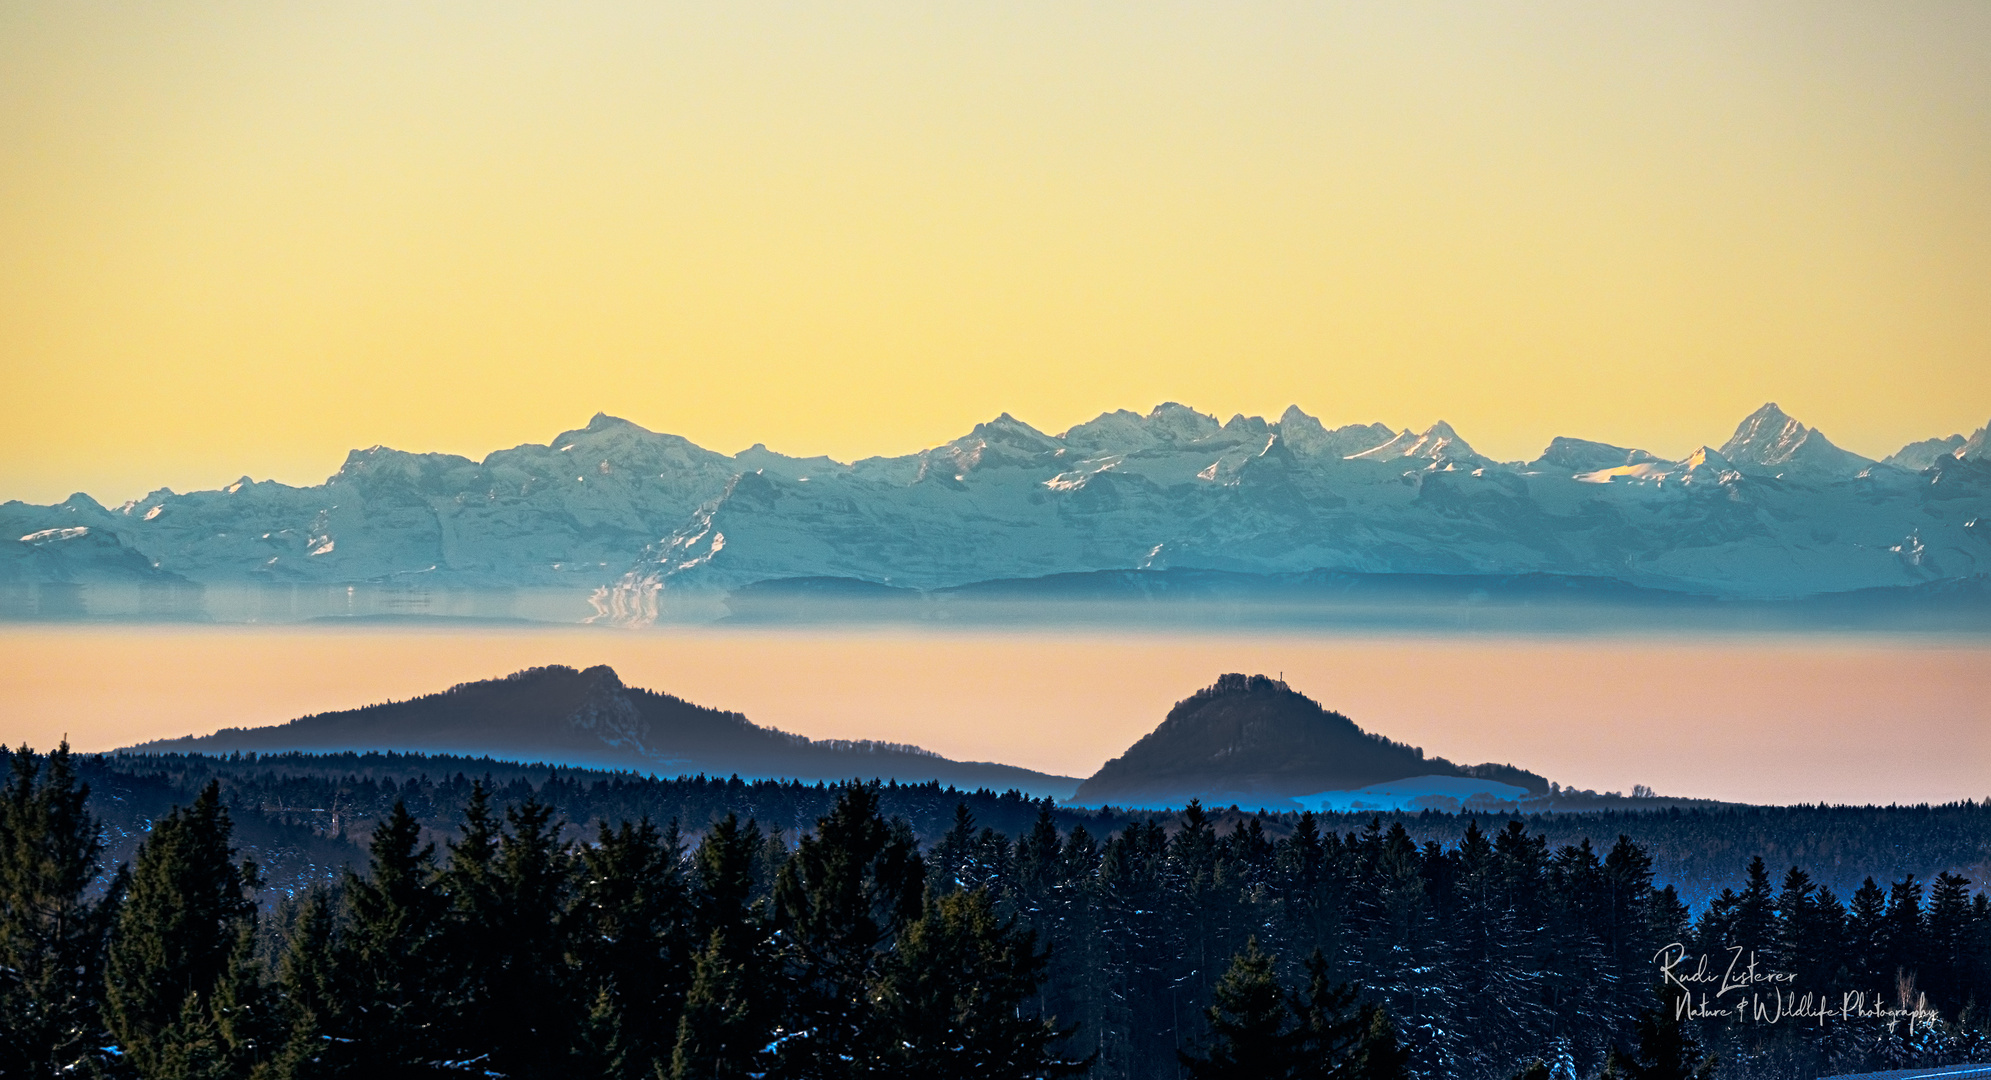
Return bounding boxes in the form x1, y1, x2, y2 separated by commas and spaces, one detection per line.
2, 3, 1989, 504
1, 625, 1984, 807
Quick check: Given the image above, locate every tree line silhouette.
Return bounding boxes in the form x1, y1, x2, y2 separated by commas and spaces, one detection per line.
5, 744, 1990, 1080
77, 751, 1991, 914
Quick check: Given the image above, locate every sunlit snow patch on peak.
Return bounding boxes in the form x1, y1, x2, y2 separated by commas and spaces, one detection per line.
19, 526, 90, 545
1574, 462, 1675, 485
1041, 455, 1122, 491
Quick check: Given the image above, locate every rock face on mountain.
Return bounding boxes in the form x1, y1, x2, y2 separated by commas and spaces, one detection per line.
130, 665, 1082, 799
0, 524, 187, 585
5, 404, 1989, 603
1071, 673, 1546, 810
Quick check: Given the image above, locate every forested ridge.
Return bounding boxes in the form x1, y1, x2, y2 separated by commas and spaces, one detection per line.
71, 750, 1991, 912
5, 745, 1991, 1080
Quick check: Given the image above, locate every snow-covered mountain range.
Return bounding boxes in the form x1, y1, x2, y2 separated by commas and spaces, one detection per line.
4, 403, 1987, 609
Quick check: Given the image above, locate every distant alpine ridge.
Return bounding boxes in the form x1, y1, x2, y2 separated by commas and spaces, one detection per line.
6, 402, 1988, 603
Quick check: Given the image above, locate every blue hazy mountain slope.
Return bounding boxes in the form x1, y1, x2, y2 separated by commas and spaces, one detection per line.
709, 567, 1991, 634
129, 664, 1083, 799
1069, 673, 1548, 811
5, 404, 1988, 599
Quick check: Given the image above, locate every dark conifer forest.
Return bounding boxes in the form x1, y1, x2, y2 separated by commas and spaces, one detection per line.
4, 744, 1990, 1080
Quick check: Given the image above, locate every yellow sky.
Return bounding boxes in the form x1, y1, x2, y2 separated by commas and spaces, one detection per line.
2, 2, 1987, 505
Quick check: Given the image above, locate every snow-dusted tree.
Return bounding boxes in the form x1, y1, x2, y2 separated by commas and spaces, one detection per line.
767, 783, 925, 1079
0, 744, 123, 1076
881, 887, 1088, 1078
102, 781, 268, 1079
670, 815, 774, 1080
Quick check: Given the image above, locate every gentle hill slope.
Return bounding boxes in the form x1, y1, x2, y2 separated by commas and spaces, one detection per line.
130, 664, 1082, 799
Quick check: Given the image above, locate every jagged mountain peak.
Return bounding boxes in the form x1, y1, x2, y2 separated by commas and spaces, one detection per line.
1276, 408, 1396, 458
1272, 406, 1330, 451
547, 412, 678, 449
1962, 420, 1991, 462
968, 412, 1056, 442
1419, 420, 1472, 451
1143, 402, 1221, 438
1719, 402, 1872, 477
1345, 420, 1484, 465
924, 414, 1064, 478
1721, 402, 1802, 456
58, 492, 109, 513
1221, 412, 1272, 436
1884, 434, 1968, 471
1277, 404, 1321, 429
333, 445, 477, 483
1061, 403, 1224, 451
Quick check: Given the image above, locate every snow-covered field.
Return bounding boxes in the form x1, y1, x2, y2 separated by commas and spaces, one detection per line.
1292, 774, 1533, 814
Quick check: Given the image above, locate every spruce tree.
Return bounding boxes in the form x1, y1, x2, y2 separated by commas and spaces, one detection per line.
478, 796, 575, 1079
768, 783, 925, 1079
1648, 885, 1691, 952
570, 817, 690, 1079
149, 920, 272, 1080
435, 782, 504, 1073
0, 743, 122, 1077
1602, 836, 1656, 989
264, 890, 337, 1080
670, 815, 771, 1080
1180, 937, 1299, 1080
102, 780, 265, 1079
670, 930, 767, 1080
1926, 872, 1975, 1009
1883, 875, 1927, 999
1600, 986, 1716, 1080
882, 888, 1087, 1079
1848, 877, 1889, 987
1290, 948, 1367, 1080
317, 800, 450, 1077
1350, 1004, 1412, 1080
928, 803, 979, 894
1728, 856, 1777, 963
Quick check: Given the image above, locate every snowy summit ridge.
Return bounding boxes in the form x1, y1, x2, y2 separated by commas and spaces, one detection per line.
3, 403, 1988, 604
